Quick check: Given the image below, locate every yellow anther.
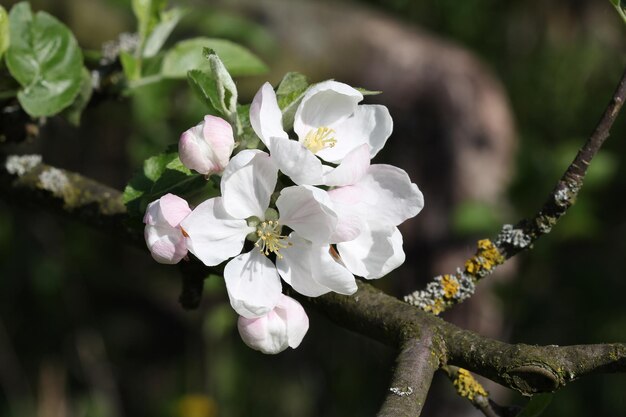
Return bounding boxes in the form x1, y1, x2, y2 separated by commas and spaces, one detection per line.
255, 220, 289, 258
303, 127, 337, 154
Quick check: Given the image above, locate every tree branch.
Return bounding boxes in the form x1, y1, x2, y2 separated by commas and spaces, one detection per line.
378, 331, 439, 417
405, 66, 626, 314
3, 156, 626, 408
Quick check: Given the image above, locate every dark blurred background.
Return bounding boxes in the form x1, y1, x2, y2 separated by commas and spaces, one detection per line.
1, 0, 626, 416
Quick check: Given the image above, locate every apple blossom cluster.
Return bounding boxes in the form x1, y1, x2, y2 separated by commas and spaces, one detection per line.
143, 80, 424, 354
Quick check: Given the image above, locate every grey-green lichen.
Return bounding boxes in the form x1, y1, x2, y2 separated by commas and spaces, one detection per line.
404, 239, 504, 314
38, 167, 70, 197
5, 154, 42, 176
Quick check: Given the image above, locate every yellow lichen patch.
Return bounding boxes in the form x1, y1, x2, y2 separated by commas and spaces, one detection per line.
453, 368, 488, 401
464, 239, 504, 277
441, 274, 460, 299
423, 298, 446, 315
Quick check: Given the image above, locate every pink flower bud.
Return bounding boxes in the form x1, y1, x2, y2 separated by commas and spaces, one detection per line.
237, 294, 309, 354
179, 115, 235, 175
144, 193, 192, 264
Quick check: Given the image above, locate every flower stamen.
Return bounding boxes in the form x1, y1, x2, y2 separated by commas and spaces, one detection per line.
303, 127, 337, 154
254, 220, 290, 258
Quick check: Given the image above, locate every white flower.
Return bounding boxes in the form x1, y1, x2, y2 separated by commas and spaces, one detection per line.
143, 193, 192, 264
328, 165, 425, 279
180, 150, 357, 318
237, 294, 309, 354
249, 81, 391, 186
179, 115, 235, 175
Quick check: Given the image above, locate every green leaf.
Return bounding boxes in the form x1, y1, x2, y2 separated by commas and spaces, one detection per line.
120, 50, 140, 81
185, 49, 239, 129
123, 151, 218, 217
131, 0, 166, 43
236, 103, 260, 149
517, 394, 553, 417
187, 69, 220, 114
6, 2, 83, 117
0, 6, 9, 60
276, 72, 309, 131
356, 87, 382, 95
162, 37, 267, 78
610, 0, 626, 24
142, 7, 187, 58
62, 67, 93, 126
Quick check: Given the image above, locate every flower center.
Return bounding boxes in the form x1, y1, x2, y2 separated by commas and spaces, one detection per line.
303, 127, 337, 154
255, 220, 290, 258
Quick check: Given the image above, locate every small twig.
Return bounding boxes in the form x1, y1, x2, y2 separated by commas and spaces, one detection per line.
406, 66, 626, 314
442, 365, 521, 417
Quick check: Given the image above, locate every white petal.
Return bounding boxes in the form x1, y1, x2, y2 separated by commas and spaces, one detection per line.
276, 185, 338, 244
276, 233, 355, 296
267, 136, 324, 186
294, 80, 363, 140
322, 143, 370, 187
180, 197, 253, 266
337, 225, 405, 279
357, 165, 424, 226
224, 250, 283, 318
316, 104, 393, 163
276, 234, 330, 297
221, 150, 277, 219
327, 185, 366, 243
310, 244, 357, 295
250, 82, 288, 147
221, 149, 263, 178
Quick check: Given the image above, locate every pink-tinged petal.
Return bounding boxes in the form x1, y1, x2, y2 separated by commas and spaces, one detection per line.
294, 81, 363, 140
317, 104, 393, 163
143, 194, 191, 264
179, 124, 212, 174
276, 234, 330, 297
237, 294, 309, 354
276, 185, 337, 244
310, 244, 357, 295
158, 193, 192, 227
144, 226, 188, 264
224, 250, 282, 318
180, 197, 253, 266
323, 143, 371, 187
237, 310, 288, 354
337, 225, 405, 279
275, 295, 309, 349
353, 164, 424, 226
250, 82, 288, 148
221, 151, 277, 219
202, 115, 235, 170
179, 115, 234, 175
267, 136, 324, 186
